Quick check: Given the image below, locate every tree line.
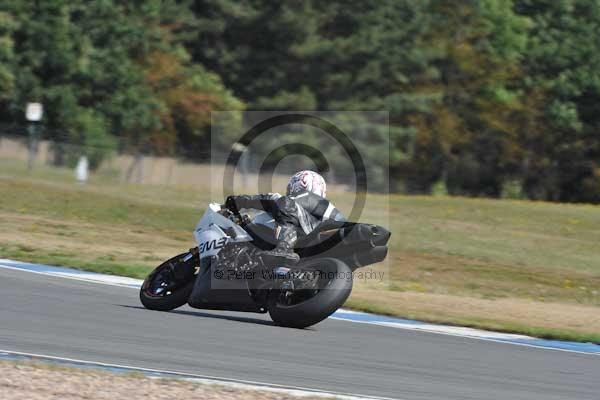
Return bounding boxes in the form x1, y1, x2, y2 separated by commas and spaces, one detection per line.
1, 0, 600, 202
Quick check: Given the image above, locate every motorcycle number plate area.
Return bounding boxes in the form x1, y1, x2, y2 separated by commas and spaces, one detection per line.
196, 229, 228, 257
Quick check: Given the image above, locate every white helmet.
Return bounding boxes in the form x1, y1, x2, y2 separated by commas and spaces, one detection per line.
287, 170, 327, 198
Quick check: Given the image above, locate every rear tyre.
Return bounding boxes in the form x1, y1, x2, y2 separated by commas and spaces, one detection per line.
140, 252, 197, 311
268, 258, 352, 328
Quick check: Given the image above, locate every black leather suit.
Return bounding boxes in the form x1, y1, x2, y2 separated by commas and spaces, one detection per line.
228, 191, 346, 246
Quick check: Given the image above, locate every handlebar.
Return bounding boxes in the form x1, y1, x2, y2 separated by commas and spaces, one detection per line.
220, 206, 248, 227
221, 204, 241, 217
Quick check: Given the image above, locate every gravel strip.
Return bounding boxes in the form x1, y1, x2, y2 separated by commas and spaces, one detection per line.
0, 360, 329, 400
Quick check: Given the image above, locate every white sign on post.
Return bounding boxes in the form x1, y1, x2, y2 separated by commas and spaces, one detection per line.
26, 102, 44, 122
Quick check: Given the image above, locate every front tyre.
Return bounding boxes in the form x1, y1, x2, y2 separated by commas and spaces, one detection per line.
140, 252, 197, 311
268, 258, 352, 328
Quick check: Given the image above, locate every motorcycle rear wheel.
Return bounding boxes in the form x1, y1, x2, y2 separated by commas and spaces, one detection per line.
268, 258, 352, 328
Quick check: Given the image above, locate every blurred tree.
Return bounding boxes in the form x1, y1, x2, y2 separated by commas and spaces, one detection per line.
188, 1, 533, 195
515, 0, 600, 202
0, 0, 242, 168
0, 10, 17, 112
190, 0, 317, 109
2, 0, 600, 202
189, 0, 435, 191
142, 50, 242, 159
424, 0, 531, 196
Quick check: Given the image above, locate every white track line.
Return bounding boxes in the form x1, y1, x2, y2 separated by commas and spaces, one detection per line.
0, 263, 141, 288
328, 316, 599, 356
0, 349, 399, 400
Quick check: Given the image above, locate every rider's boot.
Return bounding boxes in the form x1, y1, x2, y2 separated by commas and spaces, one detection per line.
259, 225, 300, 265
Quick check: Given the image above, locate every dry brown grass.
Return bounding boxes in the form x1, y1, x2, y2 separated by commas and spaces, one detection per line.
0, 212, 187, 256
385, 251, 600, 306
349, 284, 600, 335
0, 211, 190, 277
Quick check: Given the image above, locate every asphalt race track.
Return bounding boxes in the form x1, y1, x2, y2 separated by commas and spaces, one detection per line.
1, 266, 598, 400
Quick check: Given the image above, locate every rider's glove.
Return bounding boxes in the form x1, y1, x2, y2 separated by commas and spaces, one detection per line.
225, 196, 239, 214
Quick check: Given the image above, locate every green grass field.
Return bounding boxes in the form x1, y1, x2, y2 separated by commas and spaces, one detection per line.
1, 161, 599, 342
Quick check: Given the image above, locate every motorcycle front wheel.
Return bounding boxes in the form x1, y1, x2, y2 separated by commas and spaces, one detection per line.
268, 258, 353, 328
139, 252, 197, 311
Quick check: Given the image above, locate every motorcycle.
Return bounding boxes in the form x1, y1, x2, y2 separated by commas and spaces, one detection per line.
140, 203, 390, 328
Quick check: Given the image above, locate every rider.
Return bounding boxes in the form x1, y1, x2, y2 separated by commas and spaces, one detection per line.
225, 170, 346, 264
